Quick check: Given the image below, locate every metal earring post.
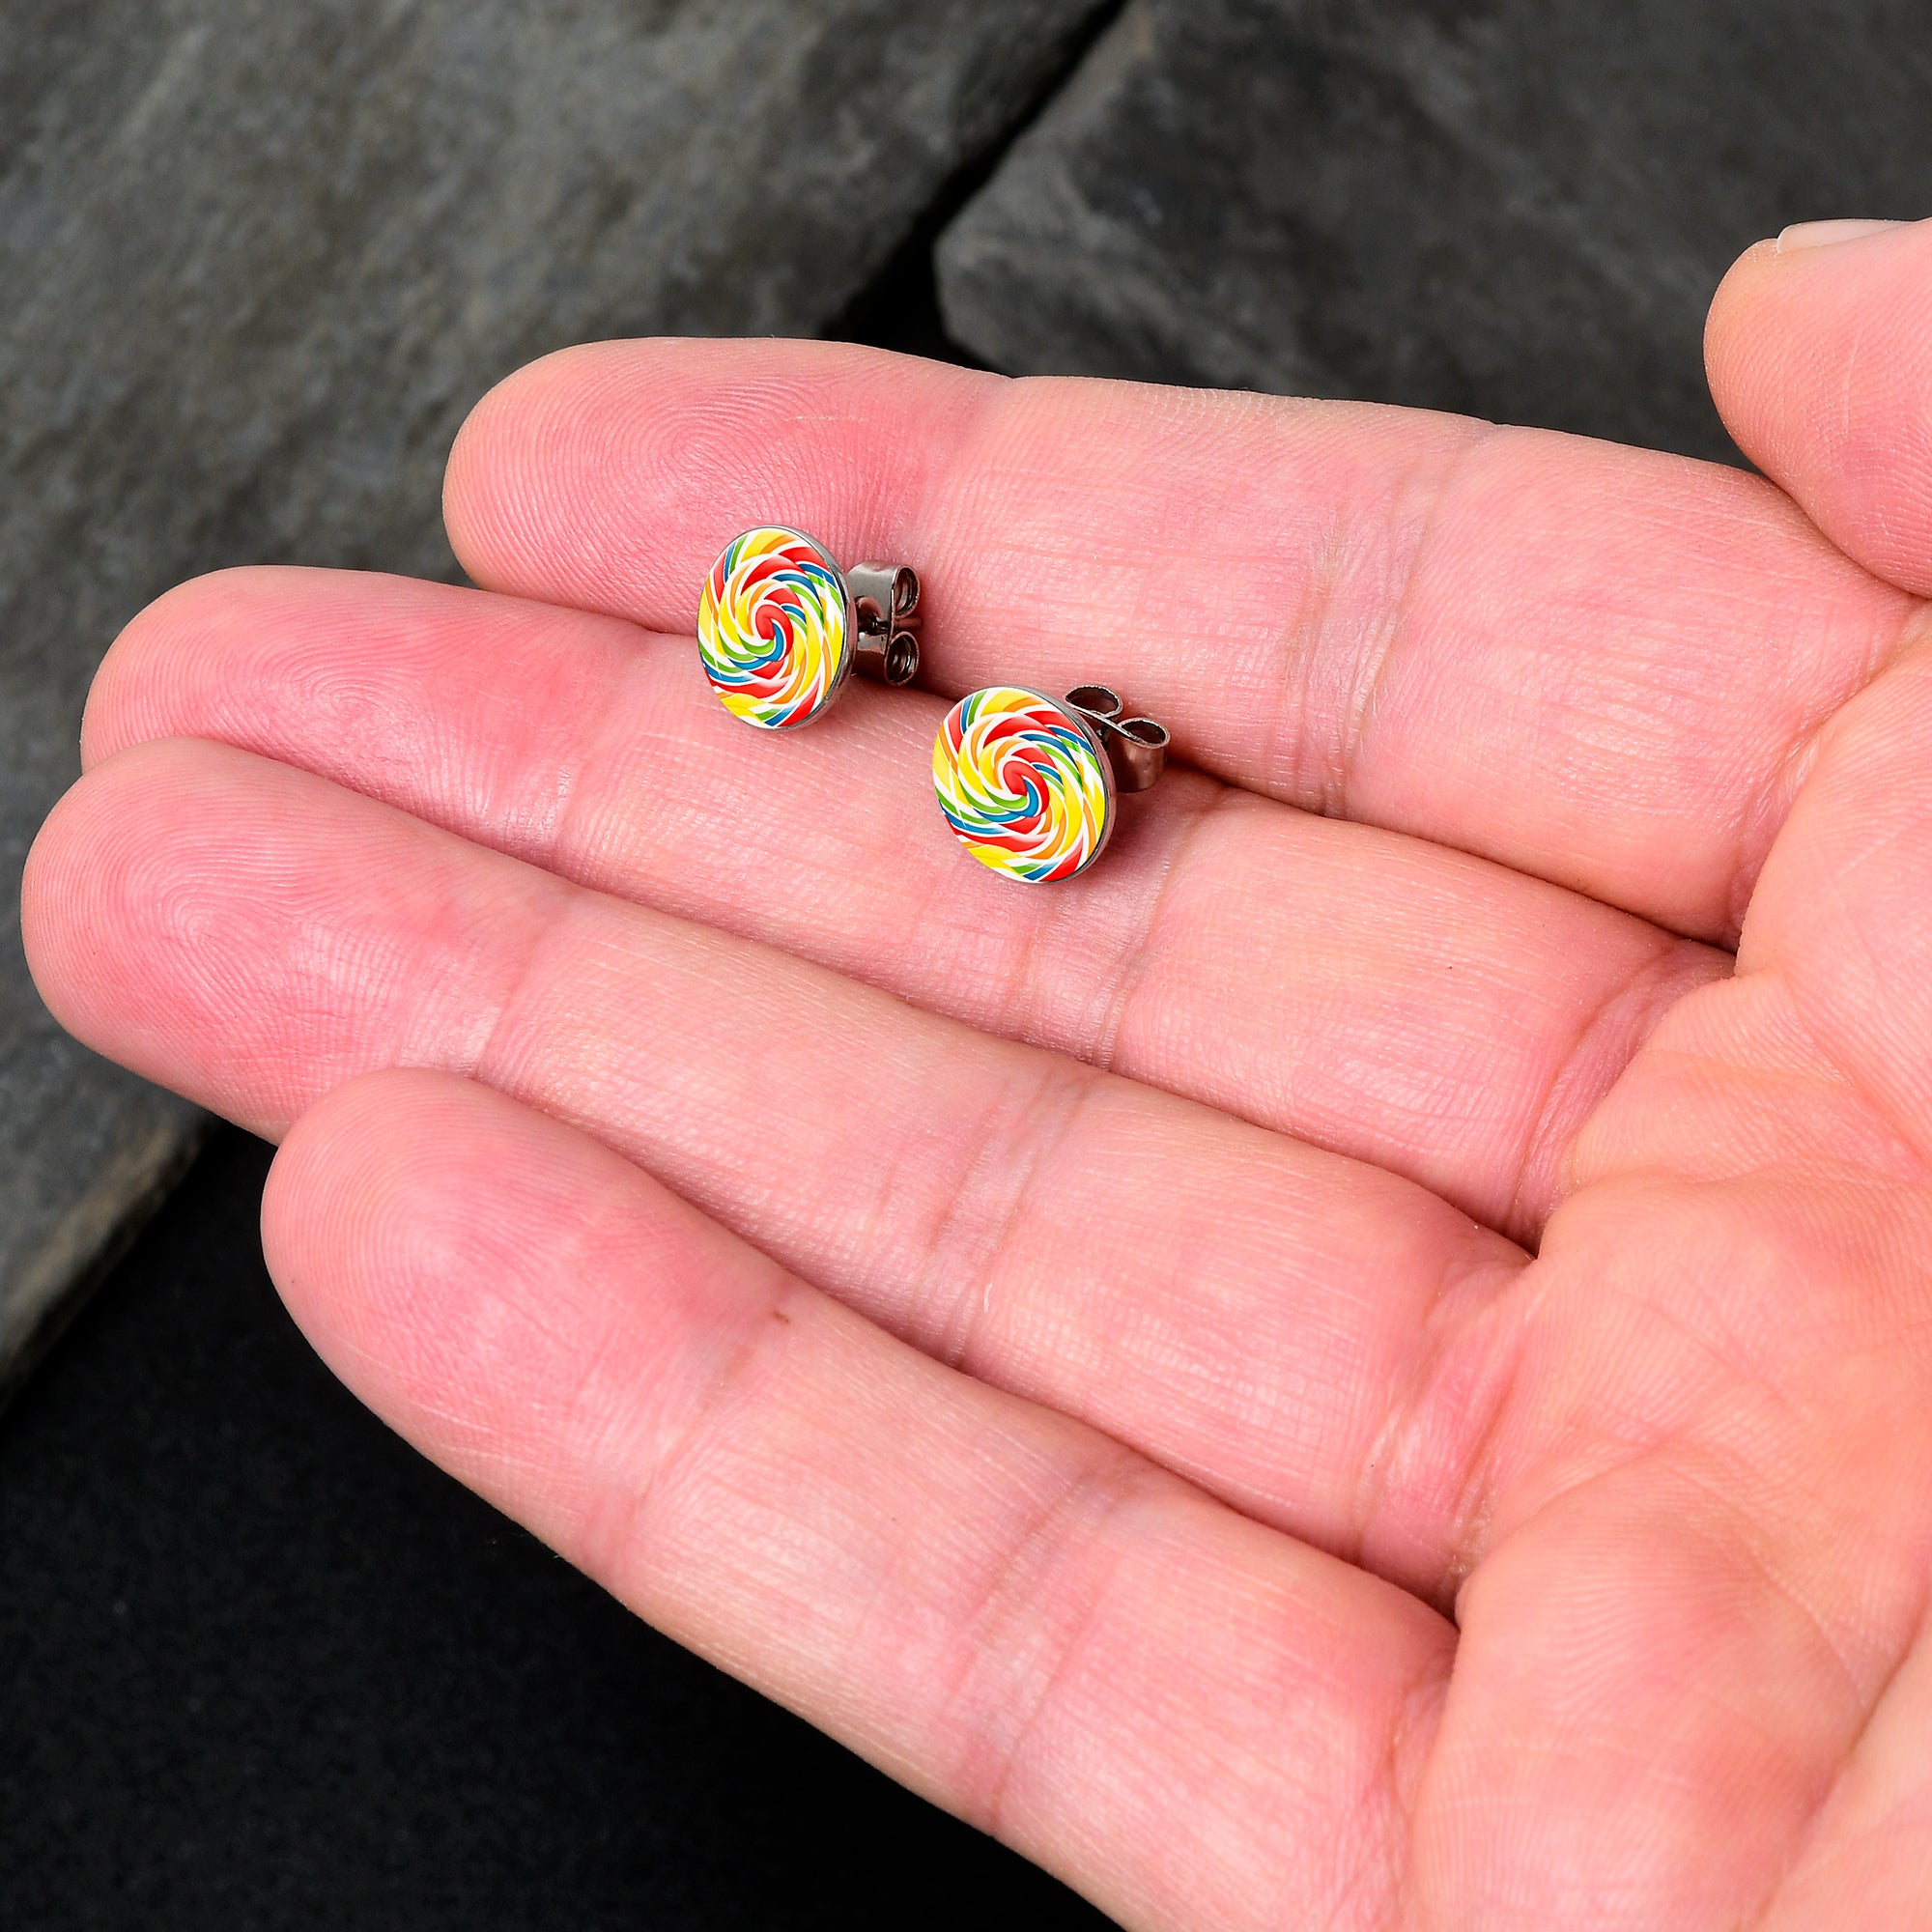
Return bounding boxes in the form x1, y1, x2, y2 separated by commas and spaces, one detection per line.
847, 563, 922, 685
1065, 684, 1169, 791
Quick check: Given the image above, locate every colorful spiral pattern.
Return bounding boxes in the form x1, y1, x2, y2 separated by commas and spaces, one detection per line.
932, 686, 1113, 883
697, 526, 850, 728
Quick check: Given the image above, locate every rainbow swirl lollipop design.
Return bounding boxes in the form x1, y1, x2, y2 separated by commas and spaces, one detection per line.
697, 526, 851, 728
932, 686, 1114, 883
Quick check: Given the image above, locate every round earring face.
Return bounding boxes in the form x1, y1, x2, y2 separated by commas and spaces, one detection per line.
697, 526, 852, 728
932, 686, 1116, 883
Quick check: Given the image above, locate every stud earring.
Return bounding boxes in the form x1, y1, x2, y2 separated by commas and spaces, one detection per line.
697, 525, 921, 728
932, 684, 1169, 883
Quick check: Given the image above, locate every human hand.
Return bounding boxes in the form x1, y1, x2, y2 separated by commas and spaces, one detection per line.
24, 219, 1932, 1928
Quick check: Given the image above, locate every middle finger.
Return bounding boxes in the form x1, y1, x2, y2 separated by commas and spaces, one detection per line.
86, 566, 1728, 1238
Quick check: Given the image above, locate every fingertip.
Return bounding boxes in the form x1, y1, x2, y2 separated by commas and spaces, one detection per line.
22, 737, 205, 1038
260, 1065, 761, 1537
262, 1067, 494, 1375
262, 1070, 583, 1470
81, 565, 326, 770
440, 335, 991, 617
82, 573, 208, 769
1705, 218, 1924, 392
1703, 235, 1779, 357
21, 768, 94, 1024
443, 337, 763, 595
22, 735, 535, 1138
441, 340, 614, 589
1702, 237, 1786, 464
1704, 215, 1932, 593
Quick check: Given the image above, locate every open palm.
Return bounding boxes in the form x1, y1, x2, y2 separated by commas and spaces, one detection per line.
25, 226, 1932, 1927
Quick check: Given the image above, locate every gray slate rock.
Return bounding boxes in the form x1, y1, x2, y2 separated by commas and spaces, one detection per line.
0, 0, 1110, 1404
937, 0, 1932, 463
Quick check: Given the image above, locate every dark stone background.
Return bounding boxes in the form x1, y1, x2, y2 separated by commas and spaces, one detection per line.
1, 1129, 1105, 1929
0, 0, 1114, 1406
9, 0, 1932, 1924
941, 0, 1932, 464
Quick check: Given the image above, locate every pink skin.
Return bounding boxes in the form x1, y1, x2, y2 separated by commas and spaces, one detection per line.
22, 217, 1932, 1926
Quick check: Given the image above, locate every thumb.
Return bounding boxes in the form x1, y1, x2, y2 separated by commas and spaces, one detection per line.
1706, 216, 1932, 596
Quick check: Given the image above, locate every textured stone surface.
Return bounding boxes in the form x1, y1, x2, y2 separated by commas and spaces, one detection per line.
938, 0, 1932, 462
0, 0, 1112, 1404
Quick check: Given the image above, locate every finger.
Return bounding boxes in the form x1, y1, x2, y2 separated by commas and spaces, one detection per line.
1739, 642, 1932, 1166
441, 337, 1914, 941
83, 565, 1728, 1236
1707, 218, 1932, 599
1757, 1616, 1932, 1928
24, 736, 1528, 1591
1420, 1416, 1917, 1930
265, 1067, 1456, 1932
1410, 1137, 1932, 1924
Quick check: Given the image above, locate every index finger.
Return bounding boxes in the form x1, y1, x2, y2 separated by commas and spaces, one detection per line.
443, 338, 1915, 942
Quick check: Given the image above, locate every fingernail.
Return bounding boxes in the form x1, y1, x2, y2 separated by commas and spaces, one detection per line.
1776, 218, 1907, 254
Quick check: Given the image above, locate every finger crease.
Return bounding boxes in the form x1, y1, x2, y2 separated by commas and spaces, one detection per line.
466, 874, 596, 1094
594, 1265, 816, 1601
1722, 593, 1932, 944
938, 1449, 1163, 1843
1089, 778, 1258, 1072
898, 1060, 1106, 1374
1504, 936, 1723, 1240
1334, 419, 1506, 824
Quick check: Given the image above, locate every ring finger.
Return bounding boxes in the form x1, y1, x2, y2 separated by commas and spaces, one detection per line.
28, 735, 1528, 1593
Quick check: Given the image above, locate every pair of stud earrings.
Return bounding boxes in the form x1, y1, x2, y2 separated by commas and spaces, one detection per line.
696, 525, 1169, 884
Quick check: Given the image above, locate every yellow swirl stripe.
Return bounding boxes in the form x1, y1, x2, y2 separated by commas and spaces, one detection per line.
696, 526, 850, 728
932, 686, 1112, 883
